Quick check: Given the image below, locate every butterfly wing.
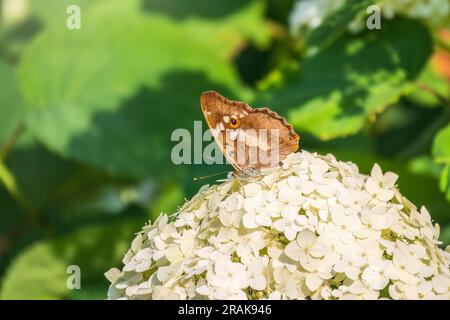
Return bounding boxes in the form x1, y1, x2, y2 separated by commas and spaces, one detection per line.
200, 91, 245, 172
200, 91, 300, 175
236, 108, 299, 172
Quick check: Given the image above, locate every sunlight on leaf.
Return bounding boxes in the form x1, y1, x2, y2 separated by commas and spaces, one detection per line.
259, 18, 432, 140
19, 0, 258, 179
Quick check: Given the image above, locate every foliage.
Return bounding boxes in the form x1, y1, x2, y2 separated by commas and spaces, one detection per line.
0, 0, 449, 299
258, 18, 432, 139
434, 124, 450, 202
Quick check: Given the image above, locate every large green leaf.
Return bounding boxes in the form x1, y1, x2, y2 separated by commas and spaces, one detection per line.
142, 0, 271, 58
3, 139, 153, 223
18, 0, 267, 179
258, 18, 432, 140
0, 218, 142, 299
0, 140, 153, 284
28, 0, 269, 58
305, 0, 373, 51
0, 61, 25, 144
28, 0, 99, 26
0, 241, 68, 299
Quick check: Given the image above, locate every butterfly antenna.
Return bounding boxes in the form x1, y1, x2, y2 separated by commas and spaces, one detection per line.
193, 171, 229, 181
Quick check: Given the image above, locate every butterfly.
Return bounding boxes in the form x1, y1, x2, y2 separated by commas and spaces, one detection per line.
200, 91, 300, 176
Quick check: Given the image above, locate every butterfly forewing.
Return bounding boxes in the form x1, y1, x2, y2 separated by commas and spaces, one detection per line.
200, 91, 300, 175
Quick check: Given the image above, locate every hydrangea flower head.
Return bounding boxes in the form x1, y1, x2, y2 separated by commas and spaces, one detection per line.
106, 150, 450, 300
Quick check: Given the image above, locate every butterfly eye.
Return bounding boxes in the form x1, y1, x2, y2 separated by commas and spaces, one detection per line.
230, 115, 240, 129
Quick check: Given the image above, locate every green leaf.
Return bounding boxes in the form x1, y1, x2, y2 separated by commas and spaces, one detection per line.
28, 0, 98, 26
408, 155, 442, 179
0, 242, 68, 299
0, 218, 142, 299
439, 164, 450, 201
431, 121, 450, 205
305, 0, 373, 51
4, 141, 153, 225
18, 0, 259, 179
433, 123, 450, 164
259, 18, 432, 140
147, 0, 271, 58
150, 182, 184, 220
0, 61, 26, 144
28, 0, 270, 57
407, 61, 450, 108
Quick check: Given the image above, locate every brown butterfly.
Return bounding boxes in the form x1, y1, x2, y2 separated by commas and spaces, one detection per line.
200, 91, 300, 176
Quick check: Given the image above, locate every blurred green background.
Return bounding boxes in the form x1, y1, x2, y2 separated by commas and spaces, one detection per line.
0, 0, 450, 299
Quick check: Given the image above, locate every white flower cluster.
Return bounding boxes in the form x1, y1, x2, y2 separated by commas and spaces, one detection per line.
106, 150, 450, 300
289, 0, 342, 33
289, 0, 450, 34
1, 0, 28, 24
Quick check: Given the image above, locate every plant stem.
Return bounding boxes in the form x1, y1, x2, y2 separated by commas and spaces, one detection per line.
0, 123, 43, 230
416, 82, 450, 108
0, 122, 25, 160
0, 159, 39, 222
435, 34, 450, 53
